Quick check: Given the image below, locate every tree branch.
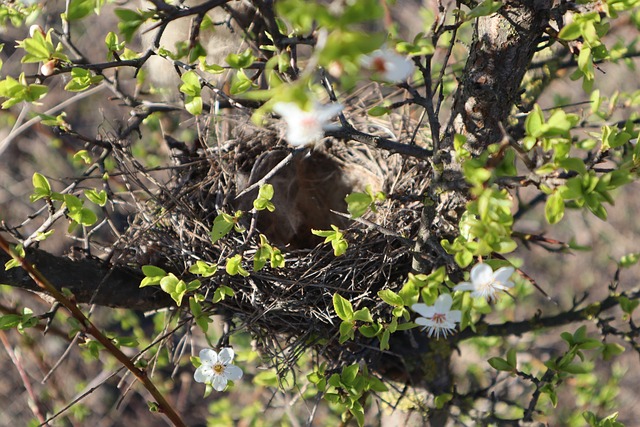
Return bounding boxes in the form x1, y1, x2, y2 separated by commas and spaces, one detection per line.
445, 1, 552, 154
0, 244, 172, 311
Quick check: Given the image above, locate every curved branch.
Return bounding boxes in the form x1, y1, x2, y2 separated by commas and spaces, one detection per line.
0, 244, 172, 311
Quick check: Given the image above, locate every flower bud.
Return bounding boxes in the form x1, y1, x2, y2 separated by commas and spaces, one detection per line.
40, 60, 56, 77
29, 24, 44, 38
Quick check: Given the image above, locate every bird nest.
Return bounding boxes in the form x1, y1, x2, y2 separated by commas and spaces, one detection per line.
113, 100, 437, 377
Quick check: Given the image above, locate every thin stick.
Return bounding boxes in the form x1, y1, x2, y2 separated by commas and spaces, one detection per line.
0, 330, 49, 425
235, 148, 301, 199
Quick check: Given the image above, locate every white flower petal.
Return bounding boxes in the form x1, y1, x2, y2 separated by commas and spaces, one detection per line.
194, 365, 213, 383
211, 374, 228, 391
433, 293, 453, 312
199, 348, 218, 365
272, 102, 301, 118
415, 316, 433, 328
470, 263, 493, 284
411, 303, 435, 318
224, 364, 243, 381
453, 282, 474, 292
493, 267, 515, 288
315, 103, 343, 122
218, 347, 235, 365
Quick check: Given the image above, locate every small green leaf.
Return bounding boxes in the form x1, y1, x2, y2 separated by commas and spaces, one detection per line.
352, 307, 373, 323
189, 260, 217, 277
84, 189, 107, 206
378, 289, 404, 307
558, 22, 582, 41
67, 0, 96, 20
225, 254, 249, 277
434, 393, 453, 409
210, 213, 235, 243
488, 357, 514, 372
160, 273, 188, 306
545, 190, 565, 224
333, 293, 354, 321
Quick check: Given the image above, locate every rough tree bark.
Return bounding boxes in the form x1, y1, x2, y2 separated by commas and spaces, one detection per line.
0, 247, 171, 311
445, 0, 553, 154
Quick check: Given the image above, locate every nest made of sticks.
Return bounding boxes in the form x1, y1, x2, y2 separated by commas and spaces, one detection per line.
112, 92, 441, 376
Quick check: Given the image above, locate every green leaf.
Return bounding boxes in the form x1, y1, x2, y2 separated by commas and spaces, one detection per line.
339, 320, 355, 343
64, 194, 97, 226
619, 296, 639, 314
213, 285, 235, 303
225, 49, 256, 69
333, 293, 354, 321
545, 190, 565, 224
160, 273, 188, 306
30, 172, 52, 202
352, 307, 373, 323
601, 342, 624, 361
253, 184, 275, 211
140, 265, 166, 287
84, 189, 107, 206
341, 363, 359, 385
367, 106, 390, 116
377, 289, 404, 307
64, 68, 103, 92
434, 393, 453, 409
0, 314, 22, 329
225, 254, 250, 277
73, 150, 92, 164
210, 213, 235, 243
466, 0, 502, 19
115, 9, 149, 43
189, 260, 217, 277
67, 0, 95, 20
558, 22, 582, 40
488, 356, 514, 372
345, 192, 372, 218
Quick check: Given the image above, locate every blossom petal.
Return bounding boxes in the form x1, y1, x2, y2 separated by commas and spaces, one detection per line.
224, 364, 243, 381
411, 303, 435, 318
315, 103, 343, 122
199, 348, 218, 365
493, 267, 515, 288
211, 374, 228, 391
272, 102, 302, 119
433, 293, 453, 312
414, 316, 434, 328
453, 282, 475, 292
194, 365, 213, 383
218, 347, 235, 365
470, 263, 493, 284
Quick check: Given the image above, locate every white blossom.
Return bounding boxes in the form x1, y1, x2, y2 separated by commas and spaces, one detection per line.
194, 347, 243, 391
361, 49, 414, 83
453, 262, 515, 301
411, 293, 461, 339
272, 102, 343, 147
